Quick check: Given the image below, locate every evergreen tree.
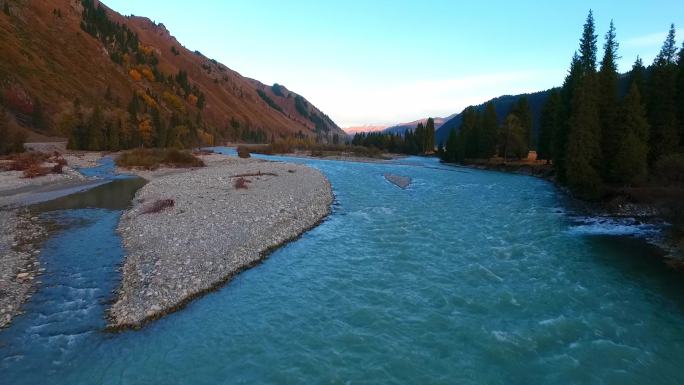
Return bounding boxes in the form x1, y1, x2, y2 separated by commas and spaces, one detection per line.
678, 42, 684, 144
460, 107, 479, 159
598, 20, 621, 181
613, 84, 650, 184
512, 97, 533, 148
565, 77, 602, 199
579, 10, 598, 75
425, 118, 436, 153
444, 128, 458, 163
87, 105, 105, 150
538, 89, 562, 163
3, 2, 9, 16
499, 114, 527, 161
647, 25, 680, 163
480, 102, 499, 158
629, 57, 647, 99
555, 53, 582, 182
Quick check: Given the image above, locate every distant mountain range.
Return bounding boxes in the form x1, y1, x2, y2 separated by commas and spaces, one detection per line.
0, 0, 344, 141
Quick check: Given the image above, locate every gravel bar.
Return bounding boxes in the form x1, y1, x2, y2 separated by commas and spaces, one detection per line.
384, 173, 411, 189
108, 159, 333, 329
0, 210, 47, 328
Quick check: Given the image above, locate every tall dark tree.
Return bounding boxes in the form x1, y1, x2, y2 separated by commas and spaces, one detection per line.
678, 41, 684, 144
425, 118, 436, 153
629, 57, 647, 98
87, 105, 105, 150
555, 53, 583, 182
613, 84, 650, 184
444, 128, 458, 163
579, 10, 598, 75
538, 89, 562, 163
598, 20, 621, 181
499, 114, 527, 161
647, 24, 679, 163
480, 102, 499, 158
460, 107, 479, 159
512, 96, 533, 148
565, 77, 602, 199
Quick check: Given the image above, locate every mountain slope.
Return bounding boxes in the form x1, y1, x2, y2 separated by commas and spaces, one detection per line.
0, 0, 343, 147
383, 115, 455, 135
435, 90, 552, 145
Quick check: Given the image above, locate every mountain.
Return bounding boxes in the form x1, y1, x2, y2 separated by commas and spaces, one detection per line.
0, 0, 344, 146
343, 125, 388, 135
435, 90, 552, 145
383, 115, 455, 135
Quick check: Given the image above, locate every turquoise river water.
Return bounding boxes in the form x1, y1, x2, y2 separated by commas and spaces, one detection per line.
1, 151, 683, 385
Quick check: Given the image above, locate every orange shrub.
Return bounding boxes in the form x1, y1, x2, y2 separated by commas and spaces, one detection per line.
141, 67, 155, 82
129, 69, 142, 82
187, 94, 198, 106
163, 91, 185, 113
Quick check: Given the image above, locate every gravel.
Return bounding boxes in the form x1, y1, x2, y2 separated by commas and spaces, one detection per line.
108, 158, 333, 329
384, 173, 411, 189
0, 210, 47, 328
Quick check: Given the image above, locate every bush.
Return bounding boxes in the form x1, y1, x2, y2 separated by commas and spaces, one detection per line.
236, 146, 251, 158
23, 164, 51, 178
654, 154, 684, 185
141, 199, 175, 214
116, 148, 205, 170
234, 177, 250, 189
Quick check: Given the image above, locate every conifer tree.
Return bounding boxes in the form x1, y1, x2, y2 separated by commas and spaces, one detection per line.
460, 107, 479, 159
613, 84, 650, 184
678, 42, 684, 144
444, 128, 458, 163
480, 102, 499, 158
425, 118, 436, 153
3, 2, 9, 16
87, 105, 105, 150
647, 25, 679, 163
565, 77, 602, 198
579, 10, 598, 75
555, 53, 582, 182
512, 97, 533, 148
629, 57, 647, 98
598, 20, 621, 181
538, 90, 562, 163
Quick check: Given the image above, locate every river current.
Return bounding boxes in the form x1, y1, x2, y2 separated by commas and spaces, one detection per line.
1, 151, 683, 384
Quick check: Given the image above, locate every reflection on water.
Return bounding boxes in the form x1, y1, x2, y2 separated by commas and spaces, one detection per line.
30, 177, 146, 213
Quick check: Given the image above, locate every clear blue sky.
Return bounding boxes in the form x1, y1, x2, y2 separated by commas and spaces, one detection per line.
105, 0, 683, 128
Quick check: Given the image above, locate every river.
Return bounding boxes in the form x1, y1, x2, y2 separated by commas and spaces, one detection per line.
1, 151, 683, 384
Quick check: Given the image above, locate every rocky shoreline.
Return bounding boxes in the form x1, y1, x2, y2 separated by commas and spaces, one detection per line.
0, 210, 47, 328
108, 158, 333, 330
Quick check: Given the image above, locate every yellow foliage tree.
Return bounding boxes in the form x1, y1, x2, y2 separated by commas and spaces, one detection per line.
187, 94, 198, 106
141, 67, 155, 82
138, 117, 153, 147
129, 69, 142, 82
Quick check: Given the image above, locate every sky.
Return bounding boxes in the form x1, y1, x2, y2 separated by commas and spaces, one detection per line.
105, 0, 684, 128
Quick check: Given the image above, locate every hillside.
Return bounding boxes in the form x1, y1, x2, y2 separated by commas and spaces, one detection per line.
435, 90, 551, 145
0, 0, 344, 149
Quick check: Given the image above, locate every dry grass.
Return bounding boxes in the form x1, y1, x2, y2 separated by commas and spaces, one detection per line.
242, 139, 386, 159
0, 151, 68, 178
234, 177, 251, 189
141, 199, 175, 214
116, 149, 205, 170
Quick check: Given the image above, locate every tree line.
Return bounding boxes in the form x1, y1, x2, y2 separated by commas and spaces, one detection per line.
441, 11, 684, 199
351, 118, 436, 155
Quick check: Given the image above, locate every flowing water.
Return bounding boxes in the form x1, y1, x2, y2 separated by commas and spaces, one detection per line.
1, 152, 683, 385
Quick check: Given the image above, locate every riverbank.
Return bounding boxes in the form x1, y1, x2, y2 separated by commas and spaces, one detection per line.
0, 210, 47, 328
456, 158, 684, 257
108, 157, 333, 329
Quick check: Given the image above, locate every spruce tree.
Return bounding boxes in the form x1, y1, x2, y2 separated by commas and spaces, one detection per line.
629, 57, 647, 100
512, 97, 533, 148
425, 118, 436, 153
87, 105, 105, 150
647, 25, 680, 163
461, 107, 479, 159
538, 90, 562, 163
565, 77, 602, 199
613, 84, 650, 184
3, 2, 9, 16
480, 102, 499, 158
678, 42, 684, 144
579, 10, 598, 75
444, 128, 458, 163
598, 20, 621, 181
555, 53, 582, 182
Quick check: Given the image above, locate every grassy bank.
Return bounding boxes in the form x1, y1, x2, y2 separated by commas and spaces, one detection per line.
237, 139, 390, 160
